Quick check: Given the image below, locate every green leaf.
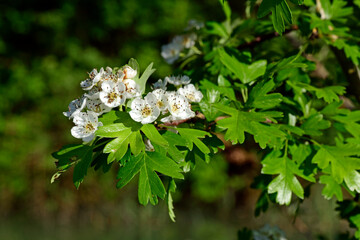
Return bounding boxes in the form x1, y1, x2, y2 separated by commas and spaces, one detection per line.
205, 21, 229, 38
219, 48, 267, 84
103, 128, 133, 163
141, 124, 169, 147
129, 131, 145, 156
117, 152, 183, 205
301, 113, 331, 136
319, 175, 343, 201
96, 123, 129, 138
136, 62, 156, 94
176, 128, 211, 154
72, 146, 93, 189
219, 0, 231, 21
162, 131, 187, 163
350, 214, 360, 239
258, 0, 293, 34
52, 144, 94, 188
313, 144, 360, 193
288, 81, 346, 103
262, 150, 315, 205
332, 111, 360, 139
246, 79, 283, 109
215, 105, 285, 148
166, 179, 177, 222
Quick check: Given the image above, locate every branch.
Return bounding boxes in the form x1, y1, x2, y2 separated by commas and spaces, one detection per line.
237, 25, 299, 50
330, 46, 360, 102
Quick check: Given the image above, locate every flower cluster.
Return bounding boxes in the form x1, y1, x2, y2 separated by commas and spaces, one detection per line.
64, 65, 140, 142
130, 75, 203, 124
161, 20, 204, 64
63, 63, 203, 142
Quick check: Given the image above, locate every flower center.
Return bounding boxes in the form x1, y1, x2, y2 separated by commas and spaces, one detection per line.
171, 103, 180, 113
141, 106, 152, 117
94, 104, 102, 113
157, 100, 164, 108
85, 123, 95, 133
186, 93, 195, 101
107, 92, 118, 103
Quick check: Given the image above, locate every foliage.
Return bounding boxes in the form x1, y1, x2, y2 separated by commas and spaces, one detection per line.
50, 0, 360, 238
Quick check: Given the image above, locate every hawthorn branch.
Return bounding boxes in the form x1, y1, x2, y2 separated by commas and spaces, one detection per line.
330, 46, 360, 102
237, 25, 299, 50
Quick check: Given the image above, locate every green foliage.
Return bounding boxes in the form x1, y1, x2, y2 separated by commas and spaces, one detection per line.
262, 148, 315, 205
47, 0, 360, 238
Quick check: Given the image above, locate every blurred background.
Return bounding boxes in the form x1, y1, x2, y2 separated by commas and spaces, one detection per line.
0, 0, 354, 239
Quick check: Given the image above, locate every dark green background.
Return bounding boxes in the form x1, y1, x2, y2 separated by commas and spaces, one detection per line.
0, 0, 352, 239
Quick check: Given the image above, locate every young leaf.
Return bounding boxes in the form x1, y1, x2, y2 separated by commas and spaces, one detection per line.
117, 152, 183, 205
96, 123, 129, 138
162, 131, 188, 163
103, 128, 133, 163
176, 128, 211, 154
301, 113, 331, 136
136, 62, 156, 94
72, 146, 93, 189
141, 124, 169, 147
246, 79, 283, 109
312, 144, 360, 193
219, 48, 267, 84
215, 105, 285, 148
166, 179, 177, 222
332, 111, 360, 139
262, 150, 315, 205
319, 175, 343, 201
52, 144, 94, 188
258, 0, 293, 34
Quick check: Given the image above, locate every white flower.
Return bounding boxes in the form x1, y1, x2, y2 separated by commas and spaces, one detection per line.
173, 34, 197, 49
178, 84, 203, 102
129, 93, 160, 124
99, 80, 126, 108
123, 79, 141, 98
86, 98, 111, 116
71, 111, 103, 142
165, 75, 191, 86
152, 89, 168, 113
63, 96, 87, 119
80, 68, 100, 90
153, 79, 167, 90
161, 42, 183, 64
185, 20, 204, 30
122, 66, 137, 79
80, 68, 105, 91
164, 93, 195, 121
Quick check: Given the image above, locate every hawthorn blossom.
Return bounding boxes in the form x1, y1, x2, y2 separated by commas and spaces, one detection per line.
80, 68, 102, 90
165, 75, 191, 86
122, 66, 137, 79
71, 111, 102, 142
63, 96, 87, 119
122, 78, 140, 98
153, 79, 167, 90
86, 98, 111, 116
178, 84, 203, 102
173, 34, 197, 49
129, 93, 160, 124
99, 80, 126, 108
152, 89, 168, 113
163, 93, 195, 121
185, 19, 204, 30
161, 42, 183, 64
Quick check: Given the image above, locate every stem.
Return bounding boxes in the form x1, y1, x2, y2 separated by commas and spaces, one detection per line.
241, 87, 248, 103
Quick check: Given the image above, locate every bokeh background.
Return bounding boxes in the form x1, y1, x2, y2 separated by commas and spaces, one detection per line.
0, 0, 354, 239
